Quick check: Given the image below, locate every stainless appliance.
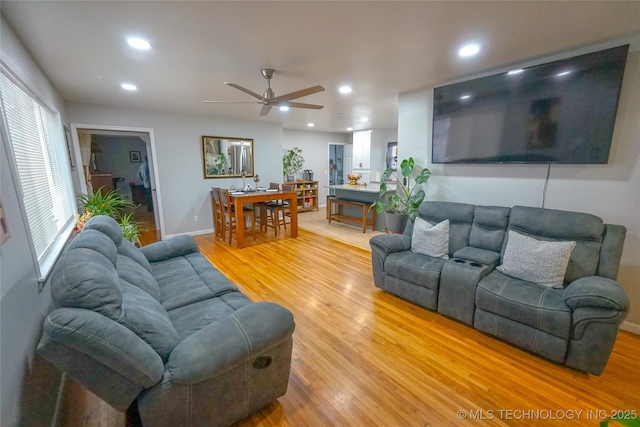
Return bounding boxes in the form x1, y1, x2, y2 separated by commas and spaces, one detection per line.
303, 169, 314, 180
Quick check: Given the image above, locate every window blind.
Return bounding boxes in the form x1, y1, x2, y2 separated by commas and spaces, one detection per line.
0, 72, 75, 275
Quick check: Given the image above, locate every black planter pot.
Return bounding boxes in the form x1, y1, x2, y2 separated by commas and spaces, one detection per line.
385, 211, 409, 234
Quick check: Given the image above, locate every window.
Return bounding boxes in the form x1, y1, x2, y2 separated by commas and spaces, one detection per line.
0, 71, 76, 281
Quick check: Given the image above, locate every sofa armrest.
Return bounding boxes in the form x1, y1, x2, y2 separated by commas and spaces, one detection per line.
140, 235, 199, 262
167, 302, 295, 384
563, 276, 630, 312
369, 233, 412, 257
38, 308, 164, 388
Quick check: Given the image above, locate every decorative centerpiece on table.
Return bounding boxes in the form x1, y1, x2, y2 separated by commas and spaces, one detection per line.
347, 173, 361, 185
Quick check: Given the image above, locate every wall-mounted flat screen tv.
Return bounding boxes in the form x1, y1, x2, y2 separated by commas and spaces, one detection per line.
432, 45, 629, 164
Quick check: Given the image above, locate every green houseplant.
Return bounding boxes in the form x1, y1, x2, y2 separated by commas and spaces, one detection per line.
119, 213, 141, 246
75, 188, 140, 243
283, 147, 305, 181
370, 157, 431, 232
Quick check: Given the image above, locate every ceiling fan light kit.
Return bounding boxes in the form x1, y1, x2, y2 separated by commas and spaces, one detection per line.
204, 68, 325, 116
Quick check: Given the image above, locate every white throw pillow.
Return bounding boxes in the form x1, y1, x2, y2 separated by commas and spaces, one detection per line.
411, 218, 449, 259
497, 230, 576, 288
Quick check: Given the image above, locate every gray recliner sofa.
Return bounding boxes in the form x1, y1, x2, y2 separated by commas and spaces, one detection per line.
370, 201, 629, 375
37, 215, 295, 426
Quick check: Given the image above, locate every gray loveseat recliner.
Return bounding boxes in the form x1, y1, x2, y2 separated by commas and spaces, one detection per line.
38, 215, 295, 426
370, 201, 629, 375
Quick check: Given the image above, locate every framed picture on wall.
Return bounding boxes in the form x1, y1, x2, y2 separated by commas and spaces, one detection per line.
130, 151, 141, 163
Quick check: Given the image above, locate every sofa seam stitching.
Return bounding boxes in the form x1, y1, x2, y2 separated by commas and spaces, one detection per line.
45, 317, 158, 383
229, 314, 253, 412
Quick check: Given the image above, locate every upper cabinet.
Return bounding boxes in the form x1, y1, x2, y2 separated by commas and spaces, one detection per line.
353, 130, 372, 170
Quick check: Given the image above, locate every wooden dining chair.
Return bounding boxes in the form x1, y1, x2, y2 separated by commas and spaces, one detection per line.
262, 183, 293, 236
253, 182, 280, 232
210, 187, 223, 239
218, 188, 256, 245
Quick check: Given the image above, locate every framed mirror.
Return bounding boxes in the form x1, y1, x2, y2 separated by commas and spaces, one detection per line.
202, 136, 254, 178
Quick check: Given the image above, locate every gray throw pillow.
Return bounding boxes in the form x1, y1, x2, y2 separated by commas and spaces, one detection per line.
411, 218, 449, 259
497, 230, 576, 288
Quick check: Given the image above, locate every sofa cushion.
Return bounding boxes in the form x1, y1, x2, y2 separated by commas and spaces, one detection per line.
469, 205, 511, 253
118, 281, 180, 361
51, 232, 122, 315
83, 215, 123, 245
416, 201, 475, 255
506, 206, 604, 283
497, 231, 576, 288
384, 251, 447, 291
117, 255, 161, 302
476, 270, 572, 340
168, 292, 253, 339
117, 238, 154, 274
151, 253, 239, 311
411, 218, 449, 259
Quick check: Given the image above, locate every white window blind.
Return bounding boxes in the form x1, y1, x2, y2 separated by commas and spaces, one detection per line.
0, 72, 75, 277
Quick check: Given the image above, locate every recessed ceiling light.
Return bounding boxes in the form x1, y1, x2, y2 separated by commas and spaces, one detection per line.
556, 71, 572, 77
121, 83, 137, 91
459, 44, 480, 57
307, 123, 314, 127
460, 95, 471, 100
507, 69, 524, 75
279, 106, 290, 111
347, 127, 353, 131
361, 117, 368, 122
127, 37, 151, 50
339, 86, 352, 94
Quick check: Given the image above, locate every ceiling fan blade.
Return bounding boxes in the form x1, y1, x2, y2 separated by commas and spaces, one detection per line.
260, 105, 273, 116
274, 85, 325, 102
224, 82, 265, 100
286, 101, 324, 110
203, 101, 262, 104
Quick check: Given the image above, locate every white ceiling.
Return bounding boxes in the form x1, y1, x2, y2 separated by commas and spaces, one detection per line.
2, 1, 640, 134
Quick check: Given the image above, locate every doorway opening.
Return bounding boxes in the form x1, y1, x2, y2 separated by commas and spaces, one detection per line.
70, 124, 163, 243
328, 143, 345, 187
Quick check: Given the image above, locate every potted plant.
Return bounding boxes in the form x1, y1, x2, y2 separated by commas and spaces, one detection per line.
75, 188, 141, 244
119, 213, 141, 247
283, 147, 305, 181
370, 157, 431, 233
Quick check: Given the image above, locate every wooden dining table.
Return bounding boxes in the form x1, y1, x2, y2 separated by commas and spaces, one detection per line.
229, 190, 298, 248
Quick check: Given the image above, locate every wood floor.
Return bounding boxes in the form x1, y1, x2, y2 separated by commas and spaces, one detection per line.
59, 220, 640, 426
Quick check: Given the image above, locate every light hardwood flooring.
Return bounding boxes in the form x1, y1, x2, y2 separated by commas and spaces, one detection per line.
59, 214, 640, 426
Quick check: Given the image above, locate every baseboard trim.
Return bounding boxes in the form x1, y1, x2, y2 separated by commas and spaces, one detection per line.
164, 228, 214, 240
620, 321, 640, 335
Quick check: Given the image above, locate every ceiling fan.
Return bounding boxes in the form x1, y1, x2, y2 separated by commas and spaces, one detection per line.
204, 68, 325, 116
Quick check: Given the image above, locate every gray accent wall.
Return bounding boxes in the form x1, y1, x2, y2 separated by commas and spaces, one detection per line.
398, 48, 640, 328
1, 17, 65, 426
282, 129, 350, 204
66, 103, 284, 237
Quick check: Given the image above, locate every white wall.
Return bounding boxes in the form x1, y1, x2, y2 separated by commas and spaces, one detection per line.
370, 128, 398, 180
0, 17, 64, 426
398, 50, 640, 327
66, 103, 283, 236
282, 129, 350, 205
